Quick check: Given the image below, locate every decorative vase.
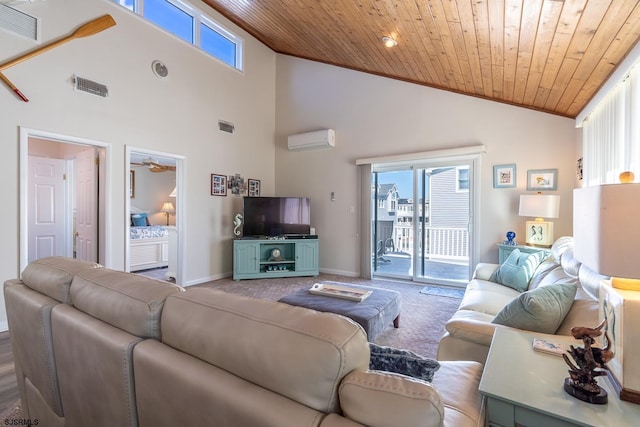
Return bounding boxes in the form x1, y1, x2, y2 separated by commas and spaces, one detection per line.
503, 231, 517, 246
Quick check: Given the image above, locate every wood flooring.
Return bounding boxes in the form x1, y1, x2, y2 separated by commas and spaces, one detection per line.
0, 331, 17, 414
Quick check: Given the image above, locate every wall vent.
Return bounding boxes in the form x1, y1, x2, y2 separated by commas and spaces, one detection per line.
73, 75, 109, 98
218, 120, 235, 134
0, 4, 38, 41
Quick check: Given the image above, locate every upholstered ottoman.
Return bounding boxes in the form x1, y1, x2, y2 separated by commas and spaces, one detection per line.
278, 283, 401, 340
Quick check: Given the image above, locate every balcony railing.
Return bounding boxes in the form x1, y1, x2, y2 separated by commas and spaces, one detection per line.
392, 225, 469, 261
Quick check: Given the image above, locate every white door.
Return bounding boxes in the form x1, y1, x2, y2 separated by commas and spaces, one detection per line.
28, 156, 66, 262
75, 148, 98, 262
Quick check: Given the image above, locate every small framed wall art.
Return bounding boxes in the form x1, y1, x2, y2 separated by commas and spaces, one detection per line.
493, 164, 516, 188
129, 170, 135, 198
248, 178, 261, 197
228, 174, 246, 195
527, 169, 558, 191
211, 173, 227, 196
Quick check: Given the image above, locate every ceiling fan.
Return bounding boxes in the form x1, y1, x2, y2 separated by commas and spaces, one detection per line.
131, 157, 176, 173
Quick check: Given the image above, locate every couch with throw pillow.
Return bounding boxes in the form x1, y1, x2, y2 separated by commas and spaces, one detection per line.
5, 256, 486, 427
437, 237, 607, 364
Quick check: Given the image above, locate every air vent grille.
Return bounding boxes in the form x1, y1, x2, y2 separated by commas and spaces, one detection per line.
218, 120, 235, 134
73, 75, 109, 98
0, 4, 38, 41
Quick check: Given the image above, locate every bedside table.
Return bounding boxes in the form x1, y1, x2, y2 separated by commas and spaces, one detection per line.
479, 329, 640, 427
497, 244, 551, 264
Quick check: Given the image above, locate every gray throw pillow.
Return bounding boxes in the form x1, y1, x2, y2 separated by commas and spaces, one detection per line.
491, 282, 577, 334
490, 249, 544, 292
368, 343, 440, 382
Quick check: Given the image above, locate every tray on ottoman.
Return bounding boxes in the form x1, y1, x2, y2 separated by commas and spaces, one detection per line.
309, 283, 372, 301
278, 281, 401, 340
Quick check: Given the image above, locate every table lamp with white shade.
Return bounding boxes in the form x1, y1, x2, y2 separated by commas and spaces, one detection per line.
574, 181, 640, 404
519, 193, 560, 247
160, 201, 175, 226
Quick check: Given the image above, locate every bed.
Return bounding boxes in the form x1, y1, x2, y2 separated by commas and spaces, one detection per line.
129, 211, 170, 272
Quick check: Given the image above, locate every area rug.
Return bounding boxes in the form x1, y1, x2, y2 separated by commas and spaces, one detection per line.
420, 285, 465, 298
195, 273, 463, 359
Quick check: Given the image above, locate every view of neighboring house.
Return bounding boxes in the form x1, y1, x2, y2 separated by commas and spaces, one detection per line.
374, 165, 470, 263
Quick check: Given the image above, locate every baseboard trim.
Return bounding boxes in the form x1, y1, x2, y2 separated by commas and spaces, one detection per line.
319, 268, 358, 277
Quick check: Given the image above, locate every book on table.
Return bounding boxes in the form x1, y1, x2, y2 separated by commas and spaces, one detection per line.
532, 338, 565, 356
309, 283, 372, 302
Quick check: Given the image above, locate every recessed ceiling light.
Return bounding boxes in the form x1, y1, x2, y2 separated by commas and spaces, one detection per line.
382, 36, 398, 48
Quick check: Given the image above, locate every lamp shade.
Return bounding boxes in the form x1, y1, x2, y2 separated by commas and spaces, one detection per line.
519, 194, 560, 218
160, 202, 175, 213
574, 184, 640, 279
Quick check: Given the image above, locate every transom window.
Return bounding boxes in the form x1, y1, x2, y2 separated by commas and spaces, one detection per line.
114, 0, 243, 71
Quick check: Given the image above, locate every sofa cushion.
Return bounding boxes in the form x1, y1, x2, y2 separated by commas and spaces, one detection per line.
21, 256, 102, 303
431, 361, 486, 427
339, 370, 445, 427
492, 282, 577, 334
527, 258, 563, 290
489, 249, 544, 292
368, 343, 440, 382
71, 268, 183, 339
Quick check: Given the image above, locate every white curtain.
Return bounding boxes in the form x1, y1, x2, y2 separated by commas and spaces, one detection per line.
583, 64, 640, 186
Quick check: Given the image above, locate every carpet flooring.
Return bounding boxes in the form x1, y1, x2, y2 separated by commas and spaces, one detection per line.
193, 273, 463, 358
0, 273, 463, 424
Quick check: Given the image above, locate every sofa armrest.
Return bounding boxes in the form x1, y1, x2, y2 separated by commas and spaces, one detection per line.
473, 263, 499, 281
339, 370, 444, 427
444, 310, 497, 346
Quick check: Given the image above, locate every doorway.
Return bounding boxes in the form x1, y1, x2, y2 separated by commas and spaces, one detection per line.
372, 159, 476, 287
126, 147, 184, 285
20, 128, 109, 272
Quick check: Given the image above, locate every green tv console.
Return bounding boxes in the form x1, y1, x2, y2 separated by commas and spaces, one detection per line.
233, 237, 319, 280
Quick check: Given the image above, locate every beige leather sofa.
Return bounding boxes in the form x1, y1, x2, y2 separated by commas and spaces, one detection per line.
437, 237, 607, 365
5, 257, 486, 427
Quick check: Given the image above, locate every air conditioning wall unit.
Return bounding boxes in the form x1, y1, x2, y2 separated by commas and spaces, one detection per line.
287, 129, 335, 151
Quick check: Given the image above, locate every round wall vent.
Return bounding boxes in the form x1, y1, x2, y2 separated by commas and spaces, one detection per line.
151, 60, 168, 78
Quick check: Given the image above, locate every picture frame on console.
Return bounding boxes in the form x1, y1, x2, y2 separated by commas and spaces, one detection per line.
211, 174, 227, 196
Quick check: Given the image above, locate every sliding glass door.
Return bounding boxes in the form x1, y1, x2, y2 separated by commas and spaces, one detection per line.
372, 160, 474, 287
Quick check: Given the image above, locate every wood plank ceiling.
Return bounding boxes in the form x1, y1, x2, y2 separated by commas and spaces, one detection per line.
203, 0, 640, 118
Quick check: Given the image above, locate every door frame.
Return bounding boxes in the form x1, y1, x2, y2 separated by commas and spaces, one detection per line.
364, 148, 483, 285
126, 146, 186, 286
19, 127, 111, 272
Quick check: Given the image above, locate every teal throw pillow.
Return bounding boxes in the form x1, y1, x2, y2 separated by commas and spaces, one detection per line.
131, 213, 148, 227
491, 282, 577, 334
490, 249, 543, 292
368, 343, 440, 382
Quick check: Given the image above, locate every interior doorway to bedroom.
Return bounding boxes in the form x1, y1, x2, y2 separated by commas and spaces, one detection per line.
19, 128, 108, 272
127, 147, 184, 285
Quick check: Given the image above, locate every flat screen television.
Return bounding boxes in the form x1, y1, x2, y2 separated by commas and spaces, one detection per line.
242, 196, 311, 237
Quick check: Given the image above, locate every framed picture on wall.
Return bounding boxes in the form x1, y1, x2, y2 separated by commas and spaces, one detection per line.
527, 169, 558, 191
493, 164, 516, 188
211, 174, 227, 196
129, 170, 135, 198
248, 179, 260, 197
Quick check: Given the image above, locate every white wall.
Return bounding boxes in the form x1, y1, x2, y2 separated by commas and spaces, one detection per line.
275, 55, 579, 276
130, 168, 176, 225
0, 0, 276, 329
